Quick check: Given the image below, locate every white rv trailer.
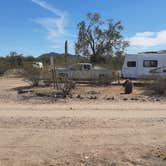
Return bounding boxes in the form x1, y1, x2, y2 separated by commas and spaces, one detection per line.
122, 53, 166, 79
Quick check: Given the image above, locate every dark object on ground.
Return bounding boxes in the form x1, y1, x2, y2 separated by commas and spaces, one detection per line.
17, 89, 34, 94
89, 96, 97, 100
55, 92, 67, 98
123, 80, 133, 94
87, 90, 100, 95
36, 92, 51, 97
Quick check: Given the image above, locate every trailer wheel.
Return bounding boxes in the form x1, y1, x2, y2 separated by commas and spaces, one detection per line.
124, 80, 133, 94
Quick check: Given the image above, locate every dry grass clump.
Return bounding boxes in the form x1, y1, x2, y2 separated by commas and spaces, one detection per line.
151, 78, 166, 95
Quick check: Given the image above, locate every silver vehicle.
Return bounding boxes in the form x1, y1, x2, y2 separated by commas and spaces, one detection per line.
56, 63, 112, 81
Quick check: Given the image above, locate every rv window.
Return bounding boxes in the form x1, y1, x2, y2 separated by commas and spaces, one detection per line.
143, 60, 158, 67
70, 64, 82, 70
127, 61, 136, 67
84, 64, 91, 70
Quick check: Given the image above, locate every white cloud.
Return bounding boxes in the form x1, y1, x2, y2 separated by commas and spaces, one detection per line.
35, 17, 65, 40
128, 30, 166, 47
135, 31, 155, 37
32, 0, 65, 16
32, 0, 73, 51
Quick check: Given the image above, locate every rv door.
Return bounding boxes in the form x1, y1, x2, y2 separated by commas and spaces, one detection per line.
122, 56, 138, 79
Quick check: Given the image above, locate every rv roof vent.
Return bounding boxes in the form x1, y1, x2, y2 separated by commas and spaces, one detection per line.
138, 51, 158, 54
158, 50, 166, 54
138, 50, 166, 54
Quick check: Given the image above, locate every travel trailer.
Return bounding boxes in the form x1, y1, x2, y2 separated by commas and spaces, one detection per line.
122, 53, 166, 79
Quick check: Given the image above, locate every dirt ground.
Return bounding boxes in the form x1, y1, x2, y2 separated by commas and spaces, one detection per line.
0, 77, 166, 166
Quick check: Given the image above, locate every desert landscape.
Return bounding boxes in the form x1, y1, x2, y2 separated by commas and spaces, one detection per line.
1, 0, 166, 165
0, 77, 165, 166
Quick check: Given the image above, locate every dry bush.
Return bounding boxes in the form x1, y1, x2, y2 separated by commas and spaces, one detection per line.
23, 64, 51, 86
57, 75, 76, 96
91, 71, 119, 85
4, 69, 25, 78
151, 78, 166, 95
112, 70, 121, 82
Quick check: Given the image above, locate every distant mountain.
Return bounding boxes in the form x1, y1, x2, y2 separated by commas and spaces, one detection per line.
38, 52, 76, 59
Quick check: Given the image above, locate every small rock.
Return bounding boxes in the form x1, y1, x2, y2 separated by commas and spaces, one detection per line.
89, 96, 97, 100
157, 154, 161, 158
131, 97, 138, 101
93, 96, 97, 99
111, 162, 117, 166
68, 94, 73, 98
85, 156, 89, 159
106, 96, 114, 100
141, 99, 147, 102
156, 98, 160, 102
55, 92, 66, 99
17, 89, 33, 94
76, 94, 81, 98
76, 94, 84, 99
111, 96, 115, 100
87, 91, 99, 95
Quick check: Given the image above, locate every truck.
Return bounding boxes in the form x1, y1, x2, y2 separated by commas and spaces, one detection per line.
121, 53, 166, 79
56, 63, 112, 81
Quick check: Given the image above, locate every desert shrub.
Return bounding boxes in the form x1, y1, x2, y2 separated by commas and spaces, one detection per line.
4, 69, 25, 77
0, 58, 10, 75
57, 75, 76, 95
23, 64, 51, 86
23, 64, 41, 86
151, 78, 166, 95
97, 74, 112, 84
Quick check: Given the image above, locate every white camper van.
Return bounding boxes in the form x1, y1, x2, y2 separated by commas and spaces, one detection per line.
122, 53, 166, 79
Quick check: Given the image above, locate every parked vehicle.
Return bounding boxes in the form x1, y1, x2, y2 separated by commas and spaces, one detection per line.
149, 66, 166, 78
32, 62, 43, 69
56, 63, 112, 81
122, 53, 166, 79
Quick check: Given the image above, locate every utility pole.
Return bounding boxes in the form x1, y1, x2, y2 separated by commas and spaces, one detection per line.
65, 40, 68, 67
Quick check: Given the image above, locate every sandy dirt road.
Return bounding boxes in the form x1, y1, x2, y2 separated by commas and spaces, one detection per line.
0, 78, 166, 166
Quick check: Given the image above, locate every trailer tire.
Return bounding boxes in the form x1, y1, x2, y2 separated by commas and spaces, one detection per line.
124, 80, 133, 94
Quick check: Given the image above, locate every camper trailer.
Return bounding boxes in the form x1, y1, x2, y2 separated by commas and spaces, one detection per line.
122, 53, 166, 79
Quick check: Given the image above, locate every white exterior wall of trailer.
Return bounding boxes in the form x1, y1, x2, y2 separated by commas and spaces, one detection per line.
122, 54, 166, 79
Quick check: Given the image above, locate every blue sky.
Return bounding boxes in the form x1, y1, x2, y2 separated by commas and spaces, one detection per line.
0, 0, 166, 56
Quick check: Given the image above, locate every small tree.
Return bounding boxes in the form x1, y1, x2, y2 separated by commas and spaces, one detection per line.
75, 13, 129, 64
6, 52, 24, 68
